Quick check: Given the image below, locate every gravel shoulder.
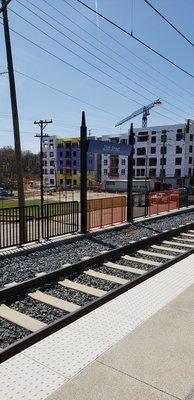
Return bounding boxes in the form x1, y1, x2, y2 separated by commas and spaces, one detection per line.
0, 210, 193, 288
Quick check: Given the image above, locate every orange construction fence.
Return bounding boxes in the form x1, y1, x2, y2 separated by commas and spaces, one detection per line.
87, 196, 126, 230
148, 189, 180, 216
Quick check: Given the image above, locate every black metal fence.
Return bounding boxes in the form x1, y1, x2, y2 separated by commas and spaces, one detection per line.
0, 205, 40, 249
0, 201, 79, 250
42, 201, 79, 240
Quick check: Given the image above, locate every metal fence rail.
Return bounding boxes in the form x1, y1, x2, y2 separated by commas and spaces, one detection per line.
42, 201, 79, 240
0, 205, 40, 249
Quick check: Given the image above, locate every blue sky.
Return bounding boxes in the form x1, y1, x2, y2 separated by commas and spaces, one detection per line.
1, 0, 194, 152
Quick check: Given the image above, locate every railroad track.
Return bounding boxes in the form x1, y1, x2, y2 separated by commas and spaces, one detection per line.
1, 222, 194, 363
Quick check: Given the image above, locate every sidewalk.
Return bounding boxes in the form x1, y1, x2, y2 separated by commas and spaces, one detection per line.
48, 284, 194, 400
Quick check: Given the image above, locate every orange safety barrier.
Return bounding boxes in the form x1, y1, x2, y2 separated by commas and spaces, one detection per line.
148, 189, 180, 216
87, 196, 126, 230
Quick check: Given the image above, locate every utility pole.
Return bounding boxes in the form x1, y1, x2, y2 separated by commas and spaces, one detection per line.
34, 120, 53, 208
80, 111, 88, 233
127, 123, 134, 222
2, 0, 26, 243
160, 130, 167, 191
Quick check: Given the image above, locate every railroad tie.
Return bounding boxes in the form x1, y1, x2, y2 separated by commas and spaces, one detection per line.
59, 279, 107, 297
0, 304, 46, 332
151, 245, 184, 253
84, 269, 129, 284
163, 240, 194, 249
104, 261, 146, 275
122, 255, 161, 267
137, 249, 173, 259
29, 290, 80, 313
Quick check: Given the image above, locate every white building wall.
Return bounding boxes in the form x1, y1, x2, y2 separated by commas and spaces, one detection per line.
42, 135, 57, 187
100, 121, 194, 188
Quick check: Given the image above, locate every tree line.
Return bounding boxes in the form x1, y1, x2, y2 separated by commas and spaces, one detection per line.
0, 147, 40, 189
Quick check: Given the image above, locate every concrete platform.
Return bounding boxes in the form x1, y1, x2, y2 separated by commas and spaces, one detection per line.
48, 285, 194, 400
1, 254, 194, 400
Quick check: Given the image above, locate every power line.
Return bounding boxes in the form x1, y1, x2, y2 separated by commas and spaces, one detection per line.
0, 19, 143, 108
0, 20, 185, 124
8, 9, 189, 121
11, 7, 160, 106
144, 0, 194, 47
17, 0, 194, 114
74, 0, 194, 78
61, 0, 194, 98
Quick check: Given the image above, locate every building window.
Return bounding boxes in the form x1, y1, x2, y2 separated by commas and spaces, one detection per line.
189, 168, 192, 176
73, 169, 77, 175
176, 133, 183, 141
66, 151, 71, 157
150, 147, 156, 154
151, 137, 156, 143
121, 159, 126, 165
175, 169, 181, 177
176, 146, 182, 154
149, 168, 156, 176
190, 134, 193, 141
149, 158, 157, 166
140, 169, 145, 176
136, 169, 141, 176
133, 169, 135, 175
50, 179, 54, 184
160, 169, 165, 176
104, 169, 107, 175
59, 152, 63, 157
160, 158, 166, 165
175, 158, 182, 165
161, 147, 166, 154
73, 151, 76, 157
133, 159, 135, 165
73, 160, 76, 166
43, 169, 47, 175
137, 158, 145, 166
50, 160, 55, 166
177, 128, 183, 133
152, 131, 156, 135
121, 169, 126, 175
137, 132, 148, 142
60, 179, 63, 185
50, 169, 54, 174
60, 169, 63, 174
121, 138, 127, 144
49, 152, 54, 157
137, 148, 146, 155
60, 160, 63, 166
189, 145, 193, 152
189, 157, 192, 164
104, 159, 108, 165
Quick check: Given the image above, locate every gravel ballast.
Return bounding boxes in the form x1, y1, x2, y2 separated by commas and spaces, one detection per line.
0, 209, 193, 288
0, 317, 30, 349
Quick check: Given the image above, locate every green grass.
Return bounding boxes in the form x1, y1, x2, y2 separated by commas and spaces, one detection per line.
0, 198, 52, 209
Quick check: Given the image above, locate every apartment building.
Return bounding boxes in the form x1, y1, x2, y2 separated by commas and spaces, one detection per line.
42, 136, 98, 188
101, 121, 194, 188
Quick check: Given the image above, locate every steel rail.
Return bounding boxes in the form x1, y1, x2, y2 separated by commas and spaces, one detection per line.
1, 220, 194, 363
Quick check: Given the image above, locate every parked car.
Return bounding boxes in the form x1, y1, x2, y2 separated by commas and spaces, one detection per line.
0, 189, 14, 198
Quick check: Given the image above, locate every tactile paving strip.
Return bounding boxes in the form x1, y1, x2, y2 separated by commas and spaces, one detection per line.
1, 254, 194, 400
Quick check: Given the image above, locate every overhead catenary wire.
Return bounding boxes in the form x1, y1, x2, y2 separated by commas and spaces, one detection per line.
144, 0, 194, 47
7, 10, 190, 122
0, 19, 186, 124
13, 1, 191, 117
74, 0, 194, 78
16, 0, 194, 115
61, 0, 194, 99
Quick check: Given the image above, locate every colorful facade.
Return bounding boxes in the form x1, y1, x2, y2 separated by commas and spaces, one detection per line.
43, 136, 98, 188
